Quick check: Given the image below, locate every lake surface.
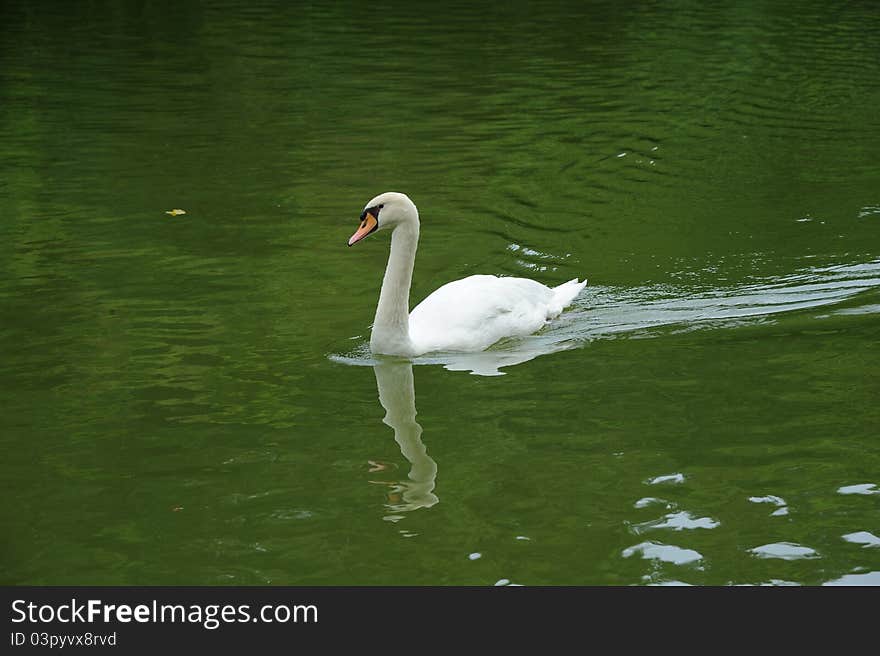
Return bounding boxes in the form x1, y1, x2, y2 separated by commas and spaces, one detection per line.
1, 0, 878, 586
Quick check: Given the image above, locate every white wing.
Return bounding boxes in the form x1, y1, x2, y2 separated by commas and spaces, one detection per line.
408, 275, 579, 353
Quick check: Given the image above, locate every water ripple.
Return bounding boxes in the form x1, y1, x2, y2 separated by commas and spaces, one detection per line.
632, 511, 720, 534
749, 495, 789, 517
646, 473, 686, 486
633, 497, 672, 509
823, 571, 880, 586
837, 483, 879, 496
842, 532, 880, 549
749, 542, 819, 561
622, 541, 703, 565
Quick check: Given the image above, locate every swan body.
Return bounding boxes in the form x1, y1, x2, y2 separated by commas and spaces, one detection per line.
348, 192, 587, 357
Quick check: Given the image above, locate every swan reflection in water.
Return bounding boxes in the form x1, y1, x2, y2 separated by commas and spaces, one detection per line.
370, 359, 438, 521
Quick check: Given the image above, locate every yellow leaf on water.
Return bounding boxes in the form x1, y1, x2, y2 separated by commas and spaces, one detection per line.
165, 209, 186, 216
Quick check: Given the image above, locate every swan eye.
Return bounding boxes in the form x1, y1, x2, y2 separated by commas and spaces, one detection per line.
360, 205, 382, 223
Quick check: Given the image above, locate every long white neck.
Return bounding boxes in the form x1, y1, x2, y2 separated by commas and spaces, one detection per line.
370, 220, 419, 355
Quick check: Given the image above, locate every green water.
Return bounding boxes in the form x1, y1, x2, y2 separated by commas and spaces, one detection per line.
2, 0, 879, 586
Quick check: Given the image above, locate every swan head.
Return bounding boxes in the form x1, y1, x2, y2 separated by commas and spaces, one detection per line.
348, 192, 418, 247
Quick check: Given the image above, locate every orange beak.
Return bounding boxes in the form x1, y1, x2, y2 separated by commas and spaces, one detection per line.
348, 211, 378, 246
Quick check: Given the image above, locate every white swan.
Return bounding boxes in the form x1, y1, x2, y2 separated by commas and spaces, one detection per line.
348, 192, 587, 356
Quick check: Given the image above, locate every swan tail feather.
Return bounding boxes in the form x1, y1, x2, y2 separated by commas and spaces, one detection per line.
550, 278, 588, 313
